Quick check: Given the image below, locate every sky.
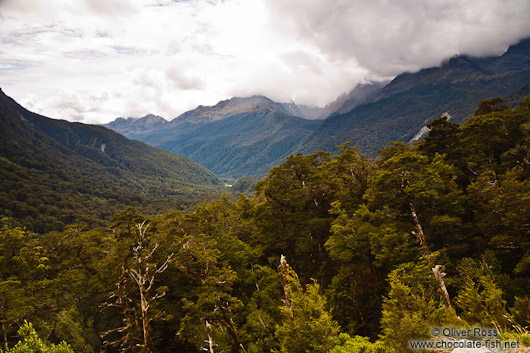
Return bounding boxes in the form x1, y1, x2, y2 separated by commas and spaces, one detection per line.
1, 0, 530, 124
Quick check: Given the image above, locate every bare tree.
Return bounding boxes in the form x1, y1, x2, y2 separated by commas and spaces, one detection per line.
432, 265, 452, 308
102, 221, 173, 352
203, 320, 215, 353
129, 221, 173, 352
277, 255, 293, 317
101, 267, 142, 352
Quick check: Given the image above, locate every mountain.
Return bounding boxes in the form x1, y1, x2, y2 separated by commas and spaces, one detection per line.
324, 81, 388, 117
105, 39, 530, 176
298, 37, 530, 155
104, 114, 168, 140
480, 37, 530, 72
0, 89, 223, 233
106, 96, 321, 177
165, 95, 325, 123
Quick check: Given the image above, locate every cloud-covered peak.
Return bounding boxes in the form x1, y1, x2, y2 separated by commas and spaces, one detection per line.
269, 0, 530, 77
1, 0, 529, 123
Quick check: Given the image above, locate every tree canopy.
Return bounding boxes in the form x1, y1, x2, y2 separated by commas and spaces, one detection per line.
2, 97, 530, 352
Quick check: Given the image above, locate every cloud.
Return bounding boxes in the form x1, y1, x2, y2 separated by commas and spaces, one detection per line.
21, 89, 113, 123
1, 0, 530, 123
268, 0, 530, 77
83, 0, 137, 15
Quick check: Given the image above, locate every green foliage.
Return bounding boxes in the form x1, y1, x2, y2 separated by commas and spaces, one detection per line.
474, 97, 510, 116
240, 265, 282, 353
454, 255, 508, 328
419, 116, 460, 157
274, 265, 339, 353
379, 255, 459, 352
0, 219, 47, 349
329, 334, 392, 353
1, 96, 530, 352
510, 296, 530, 327
2, 321, 74, 353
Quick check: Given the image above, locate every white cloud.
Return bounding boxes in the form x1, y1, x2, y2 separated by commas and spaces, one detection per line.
1, 0, 530, 123
268, 0, 530, 77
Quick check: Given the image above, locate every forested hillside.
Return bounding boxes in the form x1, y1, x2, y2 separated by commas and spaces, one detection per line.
104, 39, 530, 180
299, 38, 530, 155
0, 89, 223, 233
106, 96, 321, 178
2, 97, 530, 352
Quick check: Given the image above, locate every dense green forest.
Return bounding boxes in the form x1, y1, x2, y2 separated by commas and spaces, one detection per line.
2, 97, 530, 352
0, 89, 225, 234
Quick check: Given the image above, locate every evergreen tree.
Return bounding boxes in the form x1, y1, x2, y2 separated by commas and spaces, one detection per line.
1, 321, 74, 353
275, 257, 339, 353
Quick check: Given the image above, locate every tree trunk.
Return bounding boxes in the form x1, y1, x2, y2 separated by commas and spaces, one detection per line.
140, 286, 151, 353
409, 202, 431, 255
277, 255, 293, 317
205, 321, 215, 353
219, 306, 247, 353
432, 265, 452, 308
3, 321, 8, 351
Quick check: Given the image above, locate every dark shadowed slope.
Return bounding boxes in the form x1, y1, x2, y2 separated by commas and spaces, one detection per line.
0, 89, 223, 232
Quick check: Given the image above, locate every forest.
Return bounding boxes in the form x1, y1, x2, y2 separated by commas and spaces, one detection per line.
2, 97, 530, 352
0, 88, 224, 234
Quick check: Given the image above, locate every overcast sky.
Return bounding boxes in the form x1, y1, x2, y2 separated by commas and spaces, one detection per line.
1, 0, 530, 124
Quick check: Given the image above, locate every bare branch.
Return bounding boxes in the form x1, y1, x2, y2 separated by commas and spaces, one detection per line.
432, 265, 452, 308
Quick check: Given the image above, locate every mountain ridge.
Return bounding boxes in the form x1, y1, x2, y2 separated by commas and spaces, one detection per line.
297, 37, 530, 155
105, 95, 325, 177
145, 105, 321, 177
0, 89, 223, 232
104, 38, 530, 177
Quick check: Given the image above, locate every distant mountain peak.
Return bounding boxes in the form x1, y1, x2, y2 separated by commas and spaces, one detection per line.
482, 36, 530, 72
173, 96, 275, 123
103, 114, 168, 137
172, 95, 327, 124
299, 37, 530, 155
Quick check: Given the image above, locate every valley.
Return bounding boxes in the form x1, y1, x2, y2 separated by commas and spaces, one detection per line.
105, 38, 530, 178
1, 21, 530, 353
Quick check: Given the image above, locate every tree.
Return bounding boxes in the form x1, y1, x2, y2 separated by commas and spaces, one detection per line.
454, 254, 508, 328
0, 219, 45, 350
474, 97, 509, 116
0, 281, 33, 351
418, 116, 459, 158
368, 144, 466, 260
1, 321, 74, 353
102, 222, 173, 352
329, 333, 392, 353
254, 152, 334, 284
175, 230, 247, 352
379, 255, 459, 352
239, 264, 282, 353
325, 203, 385, 337
275, 256, 339, 353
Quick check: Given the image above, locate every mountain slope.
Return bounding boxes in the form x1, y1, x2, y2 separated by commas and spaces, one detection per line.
0, 89, 223, 232
165, 95, 325, 123
299, 38, 530, 155
106, 96, 321, 177
153, 107, 320, 177
104, 114, 168, 140
105, 39, 530, 176
324, 81, 387, 117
